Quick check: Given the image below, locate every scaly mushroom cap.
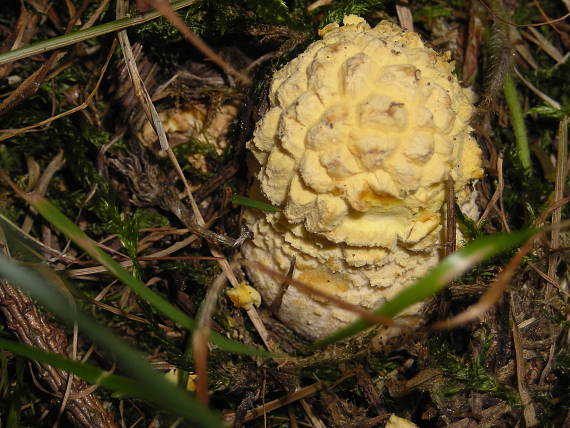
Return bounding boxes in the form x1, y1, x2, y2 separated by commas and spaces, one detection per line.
242, 16, 482, 340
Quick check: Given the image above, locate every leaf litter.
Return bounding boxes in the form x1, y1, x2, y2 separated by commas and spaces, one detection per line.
0, 0, 568, 427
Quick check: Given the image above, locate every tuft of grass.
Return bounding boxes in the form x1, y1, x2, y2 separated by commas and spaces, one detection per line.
0, 253, 224, 427
25, 194, 277, 358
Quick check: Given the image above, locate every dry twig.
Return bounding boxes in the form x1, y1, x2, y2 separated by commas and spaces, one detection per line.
223, 372, 355, 424
546, 116, 568, 298
137, 0, 251, 85
432, 236, 536, 329
244, 260, 396, 326
0, 41, 116, 142
510, 300, 538, 427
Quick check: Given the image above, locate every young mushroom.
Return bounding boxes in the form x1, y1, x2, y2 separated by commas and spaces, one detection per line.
241, 15, 483, 340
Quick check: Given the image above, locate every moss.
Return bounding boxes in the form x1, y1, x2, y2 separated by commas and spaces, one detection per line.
413, 3, 454, 23
137, 4, 208, 42
162, 260, 221, 312
530, 61, 570, 106
317, 0, 385, 28
367, 355, 398, 375
428, 334, 519, 404
501, 147, 553, 229
134, 0, 308, 67
533, 350, 570, 425
246, 0, 292, 25
173, 137, 220, 178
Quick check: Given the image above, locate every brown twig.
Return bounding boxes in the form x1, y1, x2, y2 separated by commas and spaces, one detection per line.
21, 150, 66, 234
462, 2, 484, 86
355, 366, 387, 419
193, 271, 229, 406
0, 0, 91, 116
445, 175, 456, 257
80, 0, 112, 30
510, 300, 539, 427
223, 372, 355, 424
431, 236, 536, 329
546, 116, 568, 298
496, 156, 511, 232
0, 4, 39, 79
531, 0, 568, 39
244, 260, 396, 326
0, 40, 116, 142
269, 256, 296, 315
478, 0, 570, 27
478, 157, 504, 226
139, 0, 250, 85
395, 0, 414, 32
528, 262, 570, 298
300, 399, 327, 428
0, 51, 66, 116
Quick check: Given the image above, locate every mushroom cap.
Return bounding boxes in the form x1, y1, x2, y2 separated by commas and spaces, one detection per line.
242, 16, 482, 340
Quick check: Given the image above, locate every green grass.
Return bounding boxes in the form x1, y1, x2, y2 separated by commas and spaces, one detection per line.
317, 229, 537, 346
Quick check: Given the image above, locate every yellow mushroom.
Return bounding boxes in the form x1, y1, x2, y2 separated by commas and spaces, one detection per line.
226, 282, 262, 311
385, 414, 419, 428
242, 16, 482, 340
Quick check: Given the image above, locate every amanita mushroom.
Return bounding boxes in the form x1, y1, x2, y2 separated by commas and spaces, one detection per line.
241, 16, 483, 340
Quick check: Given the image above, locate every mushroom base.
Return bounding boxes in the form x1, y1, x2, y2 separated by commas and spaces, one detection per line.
242, 210, 441, 340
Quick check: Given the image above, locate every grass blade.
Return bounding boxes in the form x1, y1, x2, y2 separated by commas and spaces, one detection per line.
0, 0, 197, 66
504, 73, 531, 170
231, 194, 279, 212
0, 254, 223, 427
0, 338, 143, 397
25, 194, 277, 358
317, 229, 538, 346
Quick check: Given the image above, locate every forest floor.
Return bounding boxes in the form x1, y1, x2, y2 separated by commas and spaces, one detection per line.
0, 0, 569, 427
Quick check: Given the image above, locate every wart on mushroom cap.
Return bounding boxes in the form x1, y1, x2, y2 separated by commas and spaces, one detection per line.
241, 15, 483, 340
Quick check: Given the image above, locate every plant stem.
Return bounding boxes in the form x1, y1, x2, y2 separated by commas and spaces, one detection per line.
503, 72, 532, 171
0, 0, 196, 66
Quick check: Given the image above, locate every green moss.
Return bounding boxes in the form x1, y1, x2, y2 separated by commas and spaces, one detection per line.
530, 62, 570, 107
135, 0, 310, 67
163, 260, 221, 308
246, 0, 292, 25
501, 147, 553, 229
173, 137, 219, 177
413, 3, 454, 23
455, 203, 484, 241
428, 334, 519, 404
316, 0, 385, 28
137, 8, 207, 43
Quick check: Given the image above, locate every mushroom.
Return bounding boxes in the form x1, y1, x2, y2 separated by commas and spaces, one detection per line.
241, 16, 483, 340
139, 103, 239, 173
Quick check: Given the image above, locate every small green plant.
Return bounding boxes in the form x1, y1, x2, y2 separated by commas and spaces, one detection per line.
428, 335, 519, 404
